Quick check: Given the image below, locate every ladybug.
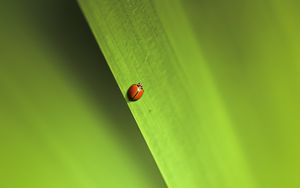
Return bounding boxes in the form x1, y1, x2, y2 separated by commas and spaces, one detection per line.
127, 83, 144, 101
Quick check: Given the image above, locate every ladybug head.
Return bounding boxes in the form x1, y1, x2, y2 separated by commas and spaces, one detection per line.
137, 83, 143, 89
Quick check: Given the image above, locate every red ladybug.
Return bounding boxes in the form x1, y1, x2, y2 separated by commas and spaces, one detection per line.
127, 83, 144, 101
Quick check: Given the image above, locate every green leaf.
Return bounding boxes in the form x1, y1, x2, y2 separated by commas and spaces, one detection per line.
79, 0, 300, 187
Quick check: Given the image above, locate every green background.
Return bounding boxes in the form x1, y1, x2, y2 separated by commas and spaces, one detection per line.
0, 1, 165, 187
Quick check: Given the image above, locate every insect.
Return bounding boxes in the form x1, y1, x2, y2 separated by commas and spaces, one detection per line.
127, 83, 144, 101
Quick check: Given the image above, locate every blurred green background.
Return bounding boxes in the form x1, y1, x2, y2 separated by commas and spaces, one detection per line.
183, 0, 300, 187
0, 1, 165, 187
